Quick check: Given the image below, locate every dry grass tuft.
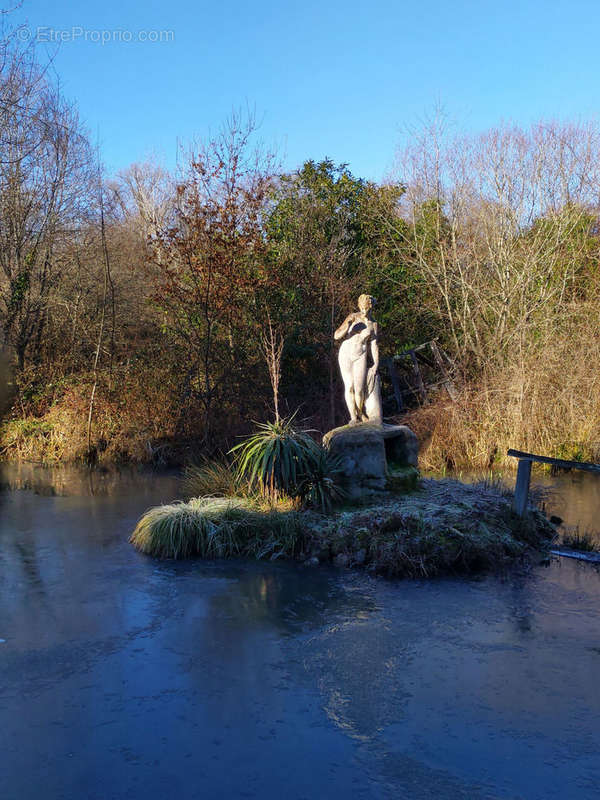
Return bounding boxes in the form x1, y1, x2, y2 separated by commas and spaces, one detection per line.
405, 325, 600, 473
559, 527, 600, 553
182, 457, 246, 499
130, 497, 304, 560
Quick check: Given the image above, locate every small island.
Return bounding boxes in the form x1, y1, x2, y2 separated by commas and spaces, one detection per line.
130, 477, 554, 578
131, 295, 555, 576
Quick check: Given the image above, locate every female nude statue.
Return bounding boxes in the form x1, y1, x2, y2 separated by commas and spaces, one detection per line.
334, 294, 383, 424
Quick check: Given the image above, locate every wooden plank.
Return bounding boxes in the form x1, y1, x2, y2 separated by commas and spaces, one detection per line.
409, 350, 427, 403
430, 340, 457, 401
550, 549, 600, 563
408, 342, 431, 354
414, 350, 436, 370
383, 339, 460, 413
386, 358, 404, 412
513, 458, 532, 516
507, 449, 600, 473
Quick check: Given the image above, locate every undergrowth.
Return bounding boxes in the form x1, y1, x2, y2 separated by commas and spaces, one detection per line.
404, 339, 600, 473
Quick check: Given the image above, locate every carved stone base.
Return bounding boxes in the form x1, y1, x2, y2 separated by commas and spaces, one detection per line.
323, 422, 419, 502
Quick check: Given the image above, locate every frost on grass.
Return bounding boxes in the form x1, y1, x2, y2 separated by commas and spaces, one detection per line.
130, 478, 555, 578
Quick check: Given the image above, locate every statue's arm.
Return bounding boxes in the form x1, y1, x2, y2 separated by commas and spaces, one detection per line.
334, 313, 356, 341
367, 324, 379, 393
370, 323, 379, 369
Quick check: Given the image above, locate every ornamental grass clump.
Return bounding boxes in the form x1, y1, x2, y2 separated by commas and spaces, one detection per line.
130, 496, 304, 560
182, 455, 247, 499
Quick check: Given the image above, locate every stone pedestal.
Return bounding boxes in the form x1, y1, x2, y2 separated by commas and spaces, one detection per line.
323, 422, 419, 502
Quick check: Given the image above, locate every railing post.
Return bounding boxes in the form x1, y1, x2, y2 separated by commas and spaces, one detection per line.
513, 458, 532, 516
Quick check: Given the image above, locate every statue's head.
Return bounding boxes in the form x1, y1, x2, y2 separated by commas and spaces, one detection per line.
358, 294, 375, 313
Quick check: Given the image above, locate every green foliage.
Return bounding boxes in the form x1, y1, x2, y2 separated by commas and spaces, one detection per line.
386, 465, 420, 493
266, 160, 405, 305
229, 415, 320, 499
4, 418, 54, 437
0, 416, 63, 463
297, 448, 347, 513
130, 497, 304, 560
228, 414, 347, 513
8, 269, 30, 312
263, 160, 412, 418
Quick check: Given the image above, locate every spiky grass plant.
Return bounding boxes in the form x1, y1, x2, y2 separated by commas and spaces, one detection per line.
130, 496, 304, 560
230, 415, 320, 500
298, 448, 347, 513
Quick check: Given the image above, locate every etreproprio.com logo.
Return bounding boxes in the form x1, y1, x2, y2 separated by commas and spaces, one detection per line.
17, 26, 175, 44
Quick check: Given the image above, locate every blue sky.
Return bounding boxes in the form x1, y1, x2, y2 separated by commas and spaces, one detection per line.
13, 0, 600, 181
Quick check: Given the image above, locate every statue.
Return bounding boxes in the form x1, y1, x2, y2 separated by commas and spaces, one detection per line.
326, 294, 419, 499
334, 294, 383, 425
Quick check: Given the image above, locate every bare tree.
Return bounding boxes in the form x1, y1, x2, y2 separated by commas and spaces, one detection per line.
260, 310, 284, 422
0, 46, 93, 367
116, 161, 175, 242
387, 119, 600, 374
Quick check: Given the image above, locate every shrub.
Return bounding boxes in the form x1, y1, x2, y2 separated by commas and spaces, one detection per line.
229, 415, 347, 512
230, 415, 320, 499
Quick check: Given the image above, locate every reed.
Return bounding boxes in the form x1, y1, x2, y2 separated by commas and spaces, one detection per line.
182, 456, 246, 499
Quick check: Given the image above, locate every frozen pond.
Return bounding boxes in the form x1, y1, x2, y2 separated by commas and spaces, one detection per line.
1, 465, 599, 799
